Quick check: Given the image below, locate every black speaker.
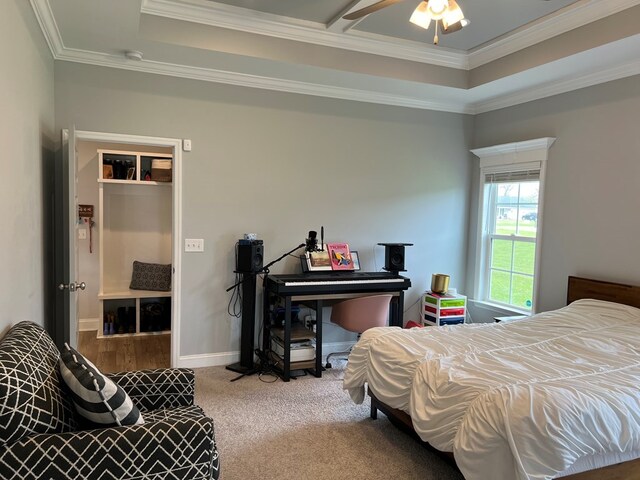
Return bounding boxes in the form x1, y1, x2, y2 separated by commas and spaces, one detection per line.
237, 241, 264, 273
378, 243, 413, 272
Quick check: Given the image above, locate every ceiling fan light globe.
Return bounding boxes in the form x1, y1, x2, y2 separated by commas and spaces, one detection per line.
442, 0, 464, 27
428, 0, 448, 17
410, 2, 432, 29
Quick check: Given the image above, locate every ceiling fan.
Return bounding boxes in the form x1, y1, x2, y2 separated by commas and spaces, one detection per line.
343, 0, 470, 45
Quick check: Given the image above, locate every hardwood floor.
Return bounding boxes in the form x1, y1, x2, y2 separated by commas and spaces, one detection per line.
78, 330, 171, 373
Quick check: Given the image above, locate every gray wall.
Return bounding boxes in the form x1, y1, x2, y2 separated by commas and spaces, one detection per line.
5, 3, 639, 353
469, 75, 640, 318
0, 1, 55, 334
54, 62, 474, 360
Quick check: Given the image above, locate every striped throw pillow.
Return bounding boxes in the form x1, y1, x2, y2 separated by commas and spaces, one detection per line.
59, 343, 143, 427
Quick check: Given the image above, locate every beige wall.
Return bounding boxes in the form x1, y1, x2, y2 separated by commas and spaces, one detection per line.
0, 1, 55, 334
469, 75, 640, 319
54, 62, 474, 359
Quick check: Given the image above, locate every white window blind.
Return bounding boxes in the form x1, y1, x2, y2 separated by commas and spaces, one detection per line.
484, 169, 540, 184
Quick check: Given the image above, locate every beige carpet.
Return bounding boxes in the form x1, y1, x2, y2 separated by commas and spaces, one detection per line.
194, 362, 464, 480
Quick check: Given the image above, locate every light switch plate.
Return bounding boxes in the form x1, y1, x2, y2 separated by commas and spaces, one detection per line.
78, 228, 87, 240
183, 139, 192, 151
185, 238, 204, 252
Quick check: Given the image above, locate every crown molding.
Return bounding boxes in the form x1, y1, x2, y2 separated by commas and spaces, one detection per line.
30, 0, 64, 57
472, 57, 640, 114
140, 0, 468, 69
54, 47, 473, 114
468, 0, 640, 69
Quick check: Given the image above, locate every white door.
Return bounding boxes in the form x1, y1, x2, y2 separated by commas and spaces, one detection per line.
58, 127, 84, 348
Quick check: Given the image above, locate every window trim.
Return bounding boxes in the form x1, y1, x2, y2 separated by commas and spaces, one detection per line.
471, 138, 555, 313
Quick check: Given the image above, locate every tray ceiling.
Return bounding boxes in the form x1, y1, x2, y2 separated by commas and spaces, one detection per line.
33, 0, 640, 113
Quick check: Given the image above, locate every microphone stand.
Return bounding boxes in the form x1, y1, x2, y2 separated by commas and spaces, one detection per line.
262, 243, 305, 275
225, 242, 305, 292
226, 243, 305, 382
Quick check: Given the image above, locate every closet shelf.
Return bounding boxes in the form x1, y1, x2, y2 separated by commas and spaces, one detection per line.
98, 179, 171, 186
99, 290, 172, 300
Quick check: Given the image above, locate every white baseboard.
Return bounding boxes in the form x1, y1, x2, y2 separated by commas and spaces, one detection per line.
79, 317, 100, 332
178, 341, 356, 369
178, 351, 240, 369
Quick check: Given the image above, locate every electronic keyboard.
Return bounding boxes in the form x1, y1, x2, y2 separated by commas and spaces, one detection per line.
265, 272, 411, 296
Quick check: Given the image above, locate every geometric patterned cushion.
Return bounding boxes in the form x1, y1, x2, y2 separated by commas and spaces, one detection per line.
0, 413, 220, 480
0, 321, 77, 445
108, 368, 196, 412
59, 344, 143, 427
143, 404, 208, 423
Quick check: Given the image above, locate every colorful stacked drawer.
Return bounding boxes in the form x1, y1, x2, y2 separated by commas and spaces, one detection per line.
422, 291, 467, 326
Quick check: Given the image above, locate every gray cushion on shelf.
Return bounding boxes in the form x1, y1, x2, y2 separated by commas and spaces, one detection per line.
129, 261, 171, 291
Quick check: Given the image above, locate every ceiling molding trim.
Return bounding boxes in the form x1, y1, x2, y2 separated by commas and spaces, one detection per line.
471, 137, 556, 160
140, 0, 468, 69
469, 0, 640, 68
472, 58, 640, 114
54, 47, 473, 114
30, 0, 64, 57
30, 0, 639, 118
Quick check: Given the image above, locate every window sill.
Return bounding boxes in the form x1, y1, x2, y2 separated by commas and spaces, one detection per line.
469, 299, 531, 317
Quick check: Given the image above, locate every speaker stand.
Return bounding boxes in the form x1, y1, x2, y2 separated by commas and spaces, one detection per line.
225, 273, 258, 380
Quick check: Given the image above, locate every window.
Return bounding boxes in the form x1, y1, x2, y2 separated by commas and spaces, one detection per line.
485, 173, 539, 310
471, 138, 555, 313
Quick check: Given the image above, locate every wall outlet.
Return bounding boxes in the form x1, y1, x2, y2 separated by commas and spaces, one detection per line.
185, 238, 204, 252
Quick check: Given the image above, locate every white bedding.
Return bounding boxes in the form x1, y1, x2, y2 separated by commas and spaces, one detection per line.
342, 299, 640, 480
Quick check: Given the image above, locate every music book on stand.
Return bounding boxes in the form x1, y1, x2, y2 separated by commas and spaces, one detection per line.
326, 243, 354, 271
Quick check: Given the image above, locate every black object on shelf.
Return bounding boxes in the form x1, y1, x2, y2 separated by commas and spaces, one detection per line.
141, 298, 171, 332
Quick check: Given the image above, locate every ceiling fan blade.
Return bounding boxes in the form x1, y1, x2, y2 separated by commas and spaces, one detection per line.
343, 0, 406, 20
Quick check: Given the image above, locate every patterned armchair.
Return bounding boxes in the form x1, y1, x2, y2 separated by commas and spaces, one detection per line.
0, 322, 220, 480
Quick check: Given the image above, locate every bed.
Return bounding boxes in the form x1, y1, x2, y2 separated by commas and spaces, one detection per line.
343, 277, 640, 480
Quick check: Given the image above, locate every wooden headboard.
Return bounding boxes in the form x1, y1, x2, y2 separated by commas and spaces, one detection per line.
567, 276, 640, 309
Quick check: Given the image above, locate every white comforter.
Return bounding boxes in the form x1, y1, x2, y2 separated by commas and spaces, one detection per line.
343, 299, 640, 480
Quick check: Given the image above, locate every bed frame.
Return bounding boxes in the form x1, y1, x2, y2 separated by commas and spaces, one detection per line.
368, 276, 640, 480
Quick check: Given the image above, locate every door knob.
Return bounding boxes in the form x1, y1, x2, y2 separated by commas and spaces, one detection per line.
58, 282, 86, 292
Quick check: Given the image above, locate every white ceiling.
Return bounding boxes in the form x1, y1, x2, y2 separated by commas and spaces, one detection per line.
31, 0, 640, 113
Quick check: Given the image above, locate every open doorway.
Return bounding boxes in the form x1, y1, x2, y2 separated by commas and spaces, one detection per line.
72, 135, 180, 373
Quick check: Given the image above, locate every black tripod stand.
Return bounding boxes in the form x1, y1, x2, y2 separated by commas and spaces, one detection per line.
225, 243, 304, 381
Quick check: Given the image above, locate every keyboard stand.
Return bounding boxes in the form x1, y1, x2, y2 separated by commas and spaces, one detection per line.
262, 272, 411, 381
